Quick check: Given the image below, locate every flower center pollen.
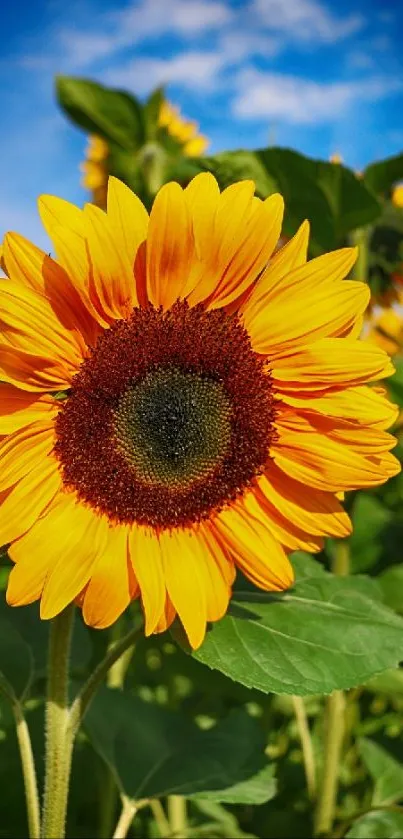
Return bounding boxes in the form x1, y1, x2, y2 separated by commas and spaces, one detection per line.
54, 301, 277, 528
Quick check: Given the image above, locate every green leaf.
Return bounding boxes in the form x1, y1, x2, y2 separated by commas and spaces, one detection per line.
347, 811, 403, 839
0, 617, 33, 700
359, 738, 403, 805
315, 161, 381, 239
378, 566, 403, 614
191, 576, 403, 696
144, 86, 165, 140
56, 76, 145, 150
290, 553, 328, 580
202, 150, 277, 197
364, 153, 403, 196
348, 494, 392, 572
387, 358, 403, 409
192, 763, 277, 804
85, 687, 268, 799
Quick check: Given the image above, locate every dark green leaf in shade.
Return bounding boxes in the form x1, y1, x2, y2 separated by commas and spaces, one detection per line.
192, 763, 277, 804
378, 565, 403, 615
202, 151, 277, 196
359, 738, 403, 806
191, 576, 403, 696
346, 811, 403, 838
348, 494, 392, 573
144, 86, 165, 140
0, 617, 33, 700
387, 357, 403, 409
364, 153, 403, 196
56, 76, 145, 150
84, 687, 268, 799
314, 160, 381, 239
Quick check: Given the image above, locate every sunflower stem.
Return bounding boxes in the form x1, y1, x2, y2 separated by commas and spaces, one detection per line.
112, 796, 137, 839
292, 695, 316, 800
41, 605, 75, 839
314, 540, 349, 835
13, 701, 41, 838
168, 795, 188, 839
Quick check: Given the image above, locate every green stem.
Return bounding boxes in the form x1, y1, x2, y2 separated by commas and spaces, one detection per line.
149, 800, 171, 838
351, 227, 370, 284
168, 795, 188, 839
14, 702, 41, 838
69, 622, 142, 738
41, 605, 75, 839
98, 621, 136, 839
314, 540, 350, 835
292, 695, 316, 800
112, 796, 137, 839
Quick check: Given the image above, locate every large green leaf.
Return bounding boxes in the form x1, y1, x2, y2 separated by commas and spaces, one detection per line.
315, 161, 381, 239
56, 76, 145, 150
191, 576, 403, 696
364, 153, 403, 196
359, 738, 403, 806
378, 565, 403, 615
0, 617, 33, 701
202, 151, 277, 197
348, 494, 392, 572
347, 811, 403, 838
85, 687, 269, 799
192, 763, 276, 804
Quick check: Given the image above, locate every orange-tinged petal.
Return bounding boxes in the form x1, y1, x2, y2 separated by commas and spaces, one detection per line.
2, 232, 95, 349
0, 421, 55, 491
207, 193, 284, 310
0, 385, 57, 434
258, 463, 352, 538
0, 458, 62, 545
129, 526, 166, 635
273, 412, 400, 491
281, 384, 399, 430
213, 497, 294, 590
243, 219, 310, 310
146, 181, 195, 309
272, 339, 394, 390
0, 280, 83, 368
83, 525, 132, 628
38, 497, 107, 619
184, 172, 220, 259
83, 202, 138, 317
107, 176, 149, 268
0, 345, 73, 392
153, 595, 176, 635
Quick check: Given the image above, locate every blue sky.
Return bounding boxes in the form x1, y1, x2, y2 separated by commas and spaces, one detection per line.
1, 0, 402, 250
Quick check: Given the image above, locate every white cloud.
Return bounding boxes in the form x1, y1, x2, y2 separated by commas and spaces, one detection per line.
106, 50, 225, 93
233, 69, 403, 124
57, 0, 232, 68
252, 0, 364, 43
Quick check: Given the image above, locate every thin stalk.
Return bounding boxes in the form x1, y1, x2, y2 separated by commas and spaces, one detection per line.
112, 796, 137, 839
314, 540, 350, 835
292, 695, 316, 800
13, 702, 41, 838
41, 605, 75, 839
98, 621, 136, 839
168, 795, 188, 839
69, 622, 143, 737
149, 799, 171, 838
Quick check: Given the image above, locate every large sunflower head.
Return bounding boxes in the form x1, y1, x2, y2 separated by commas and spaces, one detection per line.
157, 100, 209, 156
0, 175, 399, 648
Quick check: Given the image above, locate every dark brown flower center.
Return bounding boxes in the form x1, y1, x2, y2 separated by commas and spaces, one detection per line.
54, 301, 276, 528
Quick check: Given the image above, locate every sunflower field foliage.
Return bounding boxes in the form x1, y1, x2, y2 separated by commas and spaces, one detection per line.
1, 75, 403, 839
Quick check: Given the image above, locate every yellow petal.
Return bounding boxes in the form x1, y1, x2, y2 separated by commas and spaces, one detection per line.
84, 202, 138, 317
107, 176, 149, 268
281, 384, 399, 430
213, 497, 294, 590
0, 421, 55, 491
146, 182, 195, 309
38, 497, 107, 619
83, 525, 132, 628
272, 339, 394, 390
0, 385, 57, 434
129, 525, 166, 635
0, 346, 72, 392
0, 459, 62, 545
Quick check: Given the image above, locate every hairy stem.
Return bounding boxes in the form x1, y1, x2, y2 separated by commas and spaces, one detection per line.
112, 796, 137, 839
41, 606, 75, 839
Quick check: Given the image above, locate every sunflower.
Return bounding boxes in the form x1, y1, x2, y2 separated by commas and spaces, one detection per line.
80, 135, 109, 208
158, 101, 209, 156
366, 307, 403, 357
0, 175, 399, 648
